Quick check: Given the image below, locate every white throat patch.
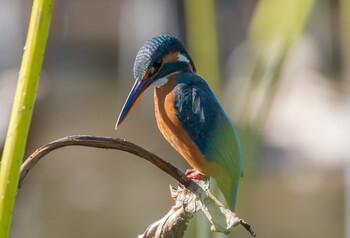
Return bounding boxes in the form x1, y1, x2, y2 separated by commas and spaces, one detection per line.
152, 76, 168, 88
177, 54, 190, 63
151, 71, 180, 88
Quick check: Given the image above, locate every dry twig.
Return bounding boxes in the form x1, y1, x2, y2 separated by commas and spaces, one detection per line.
19, 135, 255, 237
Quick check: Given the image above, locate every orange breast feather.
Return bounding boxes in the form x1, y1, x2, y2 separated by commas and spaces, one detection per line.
154, 75, 213, 174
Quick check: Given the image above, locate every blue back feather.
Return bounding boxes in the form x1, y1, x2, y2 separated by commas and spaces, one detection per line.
173, 72, 242, 209
174, 76, 217, 156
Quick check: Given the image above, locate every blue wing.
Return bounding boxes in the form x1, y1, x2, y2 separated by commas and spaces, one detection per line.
173, 73, 242, 209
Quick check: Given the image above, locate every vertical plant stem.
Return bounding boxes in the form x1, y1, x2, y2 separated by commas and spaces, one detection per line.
184, 0, 220, 94
340, 1, 350, 237
183, 1, 220, 237
0, 0, 54, 237
340, 0, 350, 84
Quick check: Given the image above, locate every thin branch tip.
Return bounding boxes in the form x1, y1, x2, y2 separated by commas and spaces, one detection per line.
240, 219, 256, 237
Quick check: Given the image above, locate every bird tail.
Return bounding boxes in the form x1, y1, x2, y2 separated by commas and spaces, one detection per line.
216, 175, 240, 211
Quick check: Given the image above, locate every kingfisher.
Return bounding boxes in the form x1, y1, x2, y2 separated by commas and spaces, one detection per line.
116, 35, 242, 211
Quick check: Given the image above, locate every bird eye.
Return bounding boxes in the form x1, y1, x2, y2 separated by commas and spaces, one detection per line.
153, 59, 162, 68
149, 59, 162, 75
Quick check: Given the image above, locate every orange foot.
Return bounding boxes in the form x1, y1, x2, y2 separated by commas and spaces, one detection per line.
185, 169, 209, 180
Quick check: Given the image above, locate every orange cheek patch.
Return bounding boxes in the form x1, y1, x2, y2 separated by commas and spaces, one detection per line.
163, 51, 180, 64
141, 70, 150, 80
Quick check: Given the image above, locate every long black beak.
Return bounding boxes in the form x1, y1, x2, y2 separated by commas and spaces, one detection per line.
115, 78, 151, 129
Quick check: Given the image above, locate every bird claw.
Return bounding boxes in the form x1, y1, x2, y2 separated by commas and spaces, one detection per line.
185, 169, 209, 180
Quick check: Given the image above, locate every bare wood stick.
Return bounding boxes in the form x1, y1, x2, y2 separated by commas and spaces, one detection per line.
19, 135, 196, 190
19, 135, 255, 237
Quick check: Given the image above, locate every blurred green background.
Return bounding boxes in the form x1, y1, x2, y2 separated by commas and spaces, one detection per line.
0, 0, 348, 237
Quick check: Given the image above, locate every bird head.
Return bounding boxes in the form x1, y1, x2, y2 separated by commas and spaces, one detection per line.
115, 35, 196, 128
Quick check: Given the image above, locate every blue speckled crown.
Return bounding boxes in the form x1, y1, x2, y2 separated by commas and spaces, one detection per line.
133, 35, 195, 79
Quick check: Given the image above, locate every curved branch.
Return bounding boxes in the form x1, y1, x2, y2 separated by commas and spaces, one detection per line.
19, 135, 197, 190
19, 135, 255, 237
